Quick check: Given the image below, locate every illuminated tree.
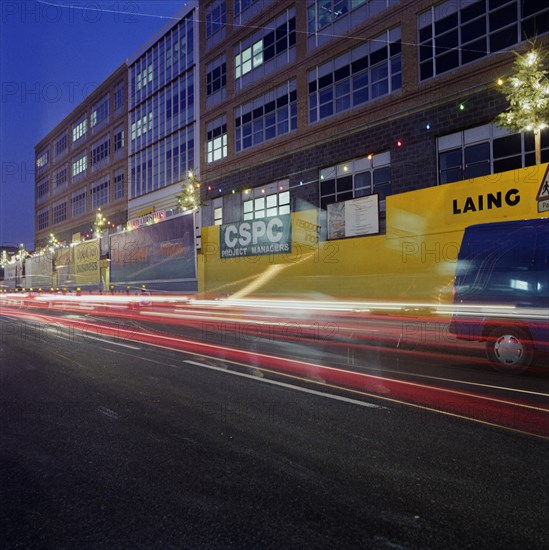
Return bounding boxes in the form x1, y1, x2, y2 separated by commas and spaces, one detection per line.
496, 43, 549, 165
16, 243, 27, 261
47, 233, 60, 253
93, 208, 107, 239
177, 170, 203, 212
0, 250, 8, 268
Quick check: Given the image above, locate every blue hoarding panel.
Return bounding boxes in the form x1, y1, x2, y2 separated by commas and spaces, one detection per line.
110, 215, 196, 289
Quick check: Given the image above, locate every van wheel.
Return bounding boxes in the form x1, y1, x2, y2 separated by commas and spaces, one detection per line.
485, 327, 534, 373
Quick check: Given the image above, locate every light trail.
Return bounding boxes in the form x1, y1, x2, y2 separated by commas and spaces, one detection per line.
3, 294, 548, 388
2, 306, 549, 438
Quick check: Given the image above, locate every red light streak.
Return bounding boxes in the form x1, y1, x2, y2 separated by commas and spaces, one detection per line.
1, 305, 548, 438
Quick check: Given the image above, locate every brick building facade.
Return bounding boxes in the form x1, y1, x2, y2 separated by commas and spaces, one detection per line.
198, 0, 548, 228
34, 64, 128, 248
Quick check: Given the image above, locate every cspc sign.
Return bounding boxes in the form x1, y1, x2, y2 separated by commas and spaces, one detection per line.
220, 215, 292, 258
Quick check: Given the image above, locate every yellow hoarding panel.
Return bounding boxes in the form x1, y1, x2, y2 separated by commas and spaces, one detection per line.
72, 240, 100, 286
387, 164, 547, 238
199, 165, 549, 303
55, 248, 71, 287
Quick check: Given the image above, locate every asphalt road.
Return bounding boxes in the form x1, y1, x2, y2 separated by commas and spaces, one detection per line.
1, 312, 549, 549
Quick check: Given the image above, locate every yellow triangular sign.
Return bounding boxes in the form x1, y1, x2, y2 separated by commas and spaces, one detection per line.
537, 165, 549, 201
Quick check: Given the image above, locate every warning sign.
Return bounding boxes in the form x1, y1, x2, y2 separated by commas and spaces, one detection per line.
537, 165, 549, 213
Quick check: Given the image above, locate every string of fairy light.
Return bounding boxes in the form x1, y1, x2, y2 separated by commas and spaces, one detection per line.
2, 38, 549, 265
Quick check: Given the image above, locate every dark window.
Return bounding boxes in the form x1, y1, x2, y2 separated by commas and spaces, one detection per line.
439, 148, 463, 184
435, 12, 458, 34
321, 178, 335, 196
461, 0, 486, 23
436, 50, 459, 73
373, 167, 392, 200
490, 25, 517, 52
461, 18, 486, 43
465, 142, 490, 165
435, 30, 459, 53
370, 46, 388, 65
493, 134, 521, 158
522, 12, 549, 39
419, 26, 432, 42
462, 38, 487, 64
337, 176, 353, 193
352, 56, 369, 73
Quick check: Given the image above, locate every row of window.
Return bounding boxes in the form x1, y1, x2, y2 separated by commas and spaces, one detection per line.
308, 27, 401, 123
307, 0, 398, 51
243, 186, 290, 220
203, 1, 546, 112
206, 55, 226, 101
38, 86, 124, 170
234, 0, 275, 25
45, 122, 544, 217
130, 14, 194, 106
320, 153, 392, 211
418, 0, 548, 80
129, 15, 196, 202
206, 0, 226, 42
130, 126, 194, 199
207, 29, 402, 163
235, 81, 297, 152
234, 11, 296, 81
37, 131, 125, 202
36, 173, 125, 231
205, 0, 395, 48
209, 117, 549, 229
130, 72, 194, 155
438, 124, 549, 184
209, 158, 386, 228
206, 23, 402, 117
234, 8, 296, 93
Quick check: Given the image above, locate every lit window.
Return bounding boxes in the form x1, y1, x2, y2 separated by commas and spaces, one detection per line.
72, 119, 87, 142
234, 10, 295, 83
36, 151, 49, 168
206, 117, 228, 163
72, 154, 87, 177
243, 183, 290, 220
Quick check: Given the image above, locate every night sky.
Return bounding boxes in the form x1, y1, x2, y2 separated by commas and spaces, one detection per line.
0, 0, 187, 249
